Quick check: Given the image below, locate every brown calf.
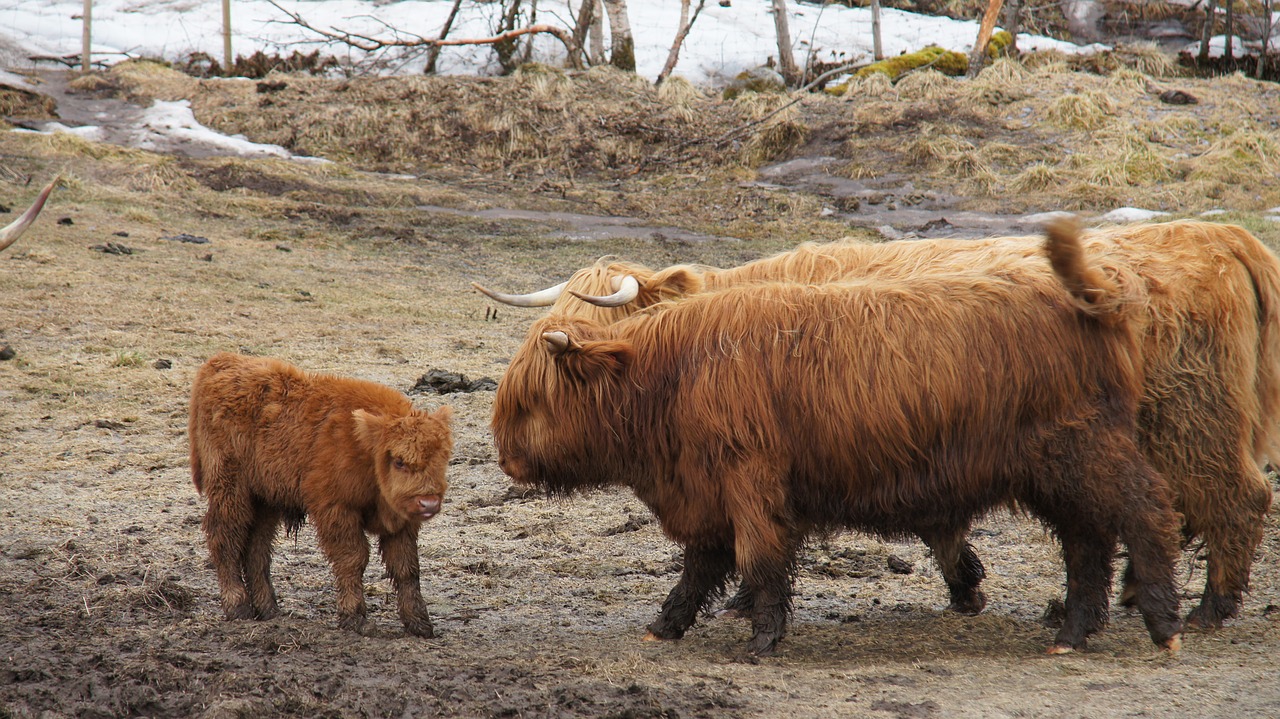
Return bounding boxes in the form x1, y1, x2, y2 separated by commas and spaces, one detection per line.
190, 352, 452, 636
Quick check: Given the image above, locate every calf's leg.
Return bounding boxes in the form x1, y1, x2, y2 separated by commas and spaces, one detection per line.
202, 474, 257, 621
379, 527, 434, 638
921, 529, 987, 615
313, 506, 372, 634
243, 505, 281, 619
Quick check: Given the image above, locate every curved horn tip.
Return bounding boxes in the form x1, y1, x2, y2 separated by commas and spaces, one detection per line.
541, 331, 570, 354
568, 275, 640, 308
471, 280, 568, 307
0, 179, 58, 252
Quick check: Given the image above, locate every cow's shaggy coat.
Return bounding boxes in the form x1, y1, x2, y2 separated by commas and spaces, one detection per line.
505, 220, 1279, 628
493, 224, 1183, 656
190, 353, 453, 636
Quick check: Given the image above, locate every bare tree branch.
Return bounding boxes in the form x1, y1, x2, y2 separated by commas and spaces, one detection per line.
265, 0, 582, 69
656, 0, 708, 85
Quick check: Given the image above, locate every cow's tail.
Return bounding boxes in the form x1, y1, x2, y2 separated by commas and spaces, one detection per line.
1227, 226, 1280, 464
1044, 216, 1139, 325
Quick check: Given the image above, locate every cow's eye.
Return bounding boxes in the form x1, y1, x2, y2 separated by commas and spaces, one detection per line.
392, 457, 407, 471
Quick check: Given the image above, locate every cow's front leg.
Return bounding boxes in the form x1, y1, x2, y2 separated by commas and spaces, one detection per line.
379, 526, 434, 638
646, 543, 734, 641
313, 506, 372, 634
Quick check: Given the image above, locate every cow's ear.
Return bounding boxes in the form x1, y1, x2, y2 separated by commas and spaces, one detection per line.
432, 406, 453, 426
647, 266, 703, 300
351, 409, 386, 451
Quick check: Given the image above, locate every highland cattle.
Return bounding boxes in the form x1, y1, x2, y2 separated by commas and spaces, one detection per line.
190, 352, 453, 637
491, 221, 1184, 656
477, 220, 1280, 628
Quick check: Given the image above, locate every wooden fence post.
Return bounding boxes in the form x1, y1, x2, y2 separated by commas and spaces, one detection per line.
81, 0, 92, 72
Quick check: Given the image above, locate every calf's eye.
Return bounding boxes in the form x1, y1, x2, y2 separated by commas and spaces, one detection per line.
392, 457, 407, 470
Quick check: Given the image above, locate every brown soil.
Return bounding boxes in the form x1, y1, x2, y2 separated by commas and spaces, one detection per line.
2, 64, 1280, 719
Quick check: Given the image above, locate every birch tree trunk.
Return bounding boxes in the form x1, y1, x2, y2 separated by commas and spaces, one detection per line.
1198, 0, 1216, 64
871, 0, 883, 61
425, 0, 464, 74
771, 0, 799, 85
1002, 0, 1020, 56
657, 0, 708, 84
222, 0, 233, 73
81, 0, 92, 72
589, 0, 606, 65
1258, 0, 1274, 78
602, 0, 636, 71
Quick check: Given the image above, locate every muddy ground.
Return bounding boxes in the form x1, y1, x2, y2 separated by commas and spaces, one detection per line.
3, 64, 1280, 719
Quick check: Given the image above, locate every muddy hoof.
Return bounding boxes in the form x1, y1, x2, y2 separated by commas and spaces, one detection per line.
946, 591, 987, 616
1046, 644, 1075, 655
224, 604, 256, 621
404, 619, 435, 638
641, 631, 669, 642
1161, 633, 1183, 653
1184, 599, 1235, 630
716, 607, 752, 620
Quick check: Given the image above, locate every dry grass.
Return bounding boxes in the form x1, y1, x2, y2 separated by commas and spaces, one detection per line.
1045, 92, 1117, 131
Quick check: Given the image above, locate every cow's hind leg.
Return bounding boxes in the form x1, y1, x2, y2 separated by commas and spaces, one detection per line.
1048, 524, 1115, 652
380, 526, 434, 638
243, 505, 281, 620
202, 469, 256, 621
647, 543, 735, 642
1185, 466, 1271, 629
921, 529, 986, 615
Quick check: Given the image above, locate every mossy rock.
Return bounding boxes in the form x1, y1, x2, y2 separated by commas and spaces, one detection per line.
854, 46, 969, 82
722, 66, 787, 101
988, 30, 1014, 57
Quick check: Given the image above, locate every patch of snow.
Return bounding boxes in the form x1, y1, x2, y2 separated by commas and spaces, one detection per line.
1021, 211, 1077, 225
1200, 209, 1228, 217
1099, 207, 1171, 223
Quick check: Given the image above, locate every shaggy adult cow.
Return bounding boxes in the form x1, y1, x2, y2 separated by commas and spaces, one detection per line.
478, 220, 1280, 629
190, 353, 453, 637
0, 180, 56, 253
491, 220, 1184, 656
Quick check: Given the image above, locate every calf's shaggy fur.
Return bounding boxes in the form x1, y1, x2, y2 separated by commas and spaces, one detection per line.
190, 353, 452, 636
493, 222, 1184, 656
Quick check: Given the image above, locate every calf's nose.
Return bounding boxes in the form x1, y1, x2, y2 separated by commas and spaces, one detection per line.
418, 495, 442, 518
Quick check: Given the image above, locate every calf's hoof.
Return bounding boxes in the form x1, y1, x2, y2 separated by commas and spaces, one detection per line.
1046, 643, 1075, 655
642, 631, 673, 643
716, 607, 752, 620
1161, 633, 1183, 653
254, 605, 280, 621
223, 603, 257, 622
337, 614, 370, 635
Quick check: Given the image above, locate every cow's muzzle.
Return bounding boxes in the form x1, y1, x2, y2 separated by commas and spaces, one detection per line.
413, 495, 443, 520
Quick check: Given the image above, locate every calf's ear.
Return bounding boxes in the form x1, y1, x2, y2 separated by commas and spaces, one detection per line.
433, 406, 453, 425
351, 409, 387, 451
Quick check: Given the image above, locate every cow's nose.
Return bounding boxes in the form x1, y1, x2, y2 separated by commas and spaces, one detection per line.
418, 495, 442, 518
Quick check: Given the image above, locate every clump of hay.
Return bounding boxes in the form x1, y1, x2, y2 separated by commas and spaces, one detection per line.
1107, 67, 1150, 93
1010, 162, 1064, 193
657, 76, 705, 124
1117, 42, 1180, 78
829, 71, 894, 99
734, 94, 808, 167
1083, 129, 1174, 186
108, 59, 199, 103
0, 84, 58, 119
1021, 50, 1069, 75
1045, 92, 1116, 131
513, 62, 574, 101
894, 69, 956, 101
1189, 130, 1280, 185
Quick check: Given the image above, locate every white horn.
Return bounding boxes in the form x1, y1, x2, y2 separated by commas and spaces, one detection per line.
568, 275, 640, 307
542, 331, 570, 354
472, 280, 568, 307
0, 180, 57, 253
